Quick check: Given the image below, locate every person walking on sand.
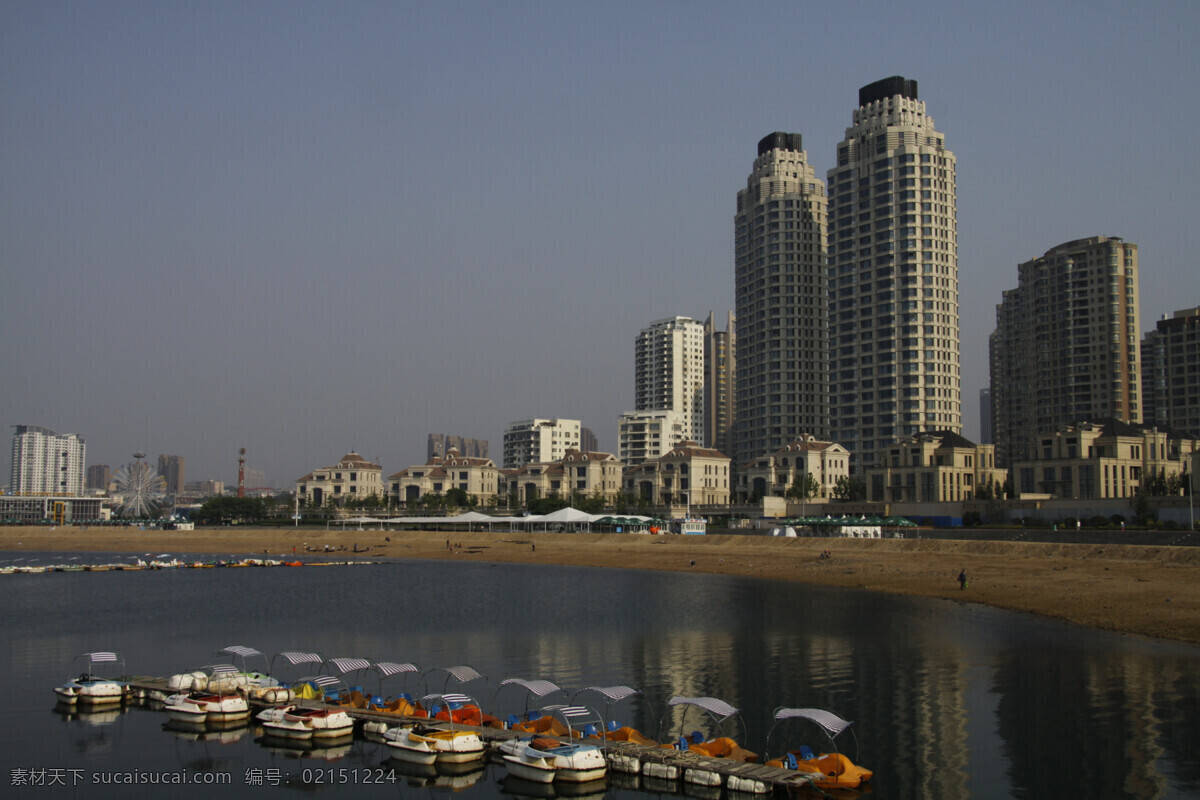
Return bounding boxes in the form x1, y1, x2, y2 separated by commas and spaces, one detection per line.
958, 569, 968, 590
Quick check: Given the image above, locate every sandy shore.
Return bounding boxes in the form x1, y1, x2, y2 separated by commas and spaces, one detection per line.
3, 526, 1199, 645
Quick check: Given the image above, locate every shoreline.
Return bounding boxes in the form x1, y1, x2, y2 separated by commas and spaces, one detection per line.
3, 526, 1199, 645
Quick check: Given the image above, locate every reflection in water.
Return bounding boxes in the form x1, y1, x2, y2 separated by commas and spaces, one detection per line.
995, 640, 1200, 799
1, 557, 1198, 799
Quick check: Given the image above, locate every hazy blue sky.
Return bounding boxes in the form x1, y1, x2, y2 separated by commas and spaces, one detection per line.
3, 1, 1198, 487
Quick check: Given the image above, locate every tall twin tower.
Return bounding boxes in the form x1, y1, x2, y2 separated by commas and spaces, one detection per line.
734, 76, 960, 471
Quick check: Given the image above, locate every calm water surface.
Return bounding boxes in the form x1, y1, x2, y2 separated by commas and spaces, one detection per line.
1, 553, 1198, 799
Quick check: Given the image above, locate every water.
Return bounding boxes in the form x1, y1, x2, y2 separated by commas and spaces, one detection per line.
2, 554, 1199, 798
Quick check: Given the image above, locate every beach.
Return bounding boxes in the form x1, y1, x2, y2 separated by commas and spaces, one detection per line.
3, 525, 1199, 645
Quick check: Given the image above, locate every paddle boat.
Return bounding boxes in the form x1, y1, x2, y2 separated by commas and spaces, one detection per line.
53, 652, 129, 705
382, 725, 443, 765
500, 705, 608, 784
764, 707, 872, 790
258, 705, 354, 740
386, 692, 486, 764
216, 645, 291, 703
162, 665, 250, 723
654, 696, 758, 787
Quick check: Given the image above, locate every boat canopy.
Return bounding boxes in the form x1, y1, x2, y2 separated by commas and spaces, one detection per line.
571, 685, 643, 737
273, 651, 322, 667
323, 657, 372, 674
765, 706, 860, 762
494, 677, 568, 717
373, 661, 419, 678
424, 664, 487, 694
217, 645, 269, 675
668, 696, 739, 722
773, 707, 853, 737
73, 652, 125, 678
661, 696, 744, 744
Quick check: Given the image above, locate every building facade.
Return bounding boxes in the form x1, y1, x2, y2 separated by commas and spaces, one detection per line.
623, 440, 731, 506
634, 316, 706, 444
991, 236, 1141, 466
295, 452, 383, 507
389, 448, 499, 506
157, 454, 185, 496
427, 434, 489, 460
733, 131, 830, 466
1142, 307, 1200, 436
617, 409, 688, 466
865, 431, 1004, 503
86, 464, 111, 492
703, 310, 735, 457
734, 435, 850, 503
499, 449, 622, 506
827, 76, 961, 471
10, 425, 86, 495
502, 419, 581, 468
1011, 419, 1196, 499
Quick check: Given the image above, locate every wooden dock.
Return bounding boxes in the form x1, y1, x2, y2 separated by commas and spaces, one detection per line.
125, 677, 821, 795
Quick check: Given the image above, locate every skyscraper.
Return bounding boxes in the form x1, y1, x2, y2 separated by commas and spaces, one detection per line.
733, 132, 830, 467
990, 236, 1141, 466
703, 310, 735, 456
86, 463, 111, 492
157, 454, 186, 496
826, 77, 961, 471
634, 316, 706, 443
10, 425, 86, 495
1142, 307, 1200, 436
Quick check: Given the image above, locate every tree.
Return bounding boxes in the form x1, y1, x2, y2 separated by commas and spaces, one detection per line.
194, 496, 266, 525
446, 488, 469, 508
831, 476, 866, 502
786, 472, 820, 501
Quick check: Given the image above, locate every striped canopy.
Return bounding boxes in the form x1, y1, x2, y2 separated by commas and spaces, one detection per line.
772, 707, 853, 737
441, 665, 484, 684
499, 678, 563, 698
576, 685, 641, 703
668, 696, 740, 721
83, 652, 120, 663
275, 651, 322, 666
217, 645, 262, 658
325, 657, 372, 674
373, 662, 419, 678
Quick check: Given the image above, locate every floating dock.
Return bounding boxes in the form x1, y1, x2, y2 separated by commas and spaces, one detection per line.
124, 677, 819, 795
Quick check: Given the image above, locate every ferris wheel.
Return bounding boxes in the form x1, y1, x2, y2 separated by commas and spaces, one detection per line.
111, 452, 166, 518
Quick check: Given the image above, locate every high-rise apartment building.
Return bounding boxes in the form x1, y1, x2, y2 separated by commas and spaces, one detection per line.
502, 419, 580, 468
427, 434, 489, 460
979, 388, 993, 444
1142, 307, 1200, 436
733, 132, 830, 467
826, 77, 961, 471
634, 316, 706, 443
10, 425, 86, 495
990, 236, 1141, 466
157, 454, 185, 496
86, 464, 111, 492
703, 311, 735, 457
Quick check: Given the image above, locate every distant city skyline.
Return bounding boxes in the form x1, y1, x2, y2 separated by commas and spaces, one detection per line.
3, 2, 1197, 486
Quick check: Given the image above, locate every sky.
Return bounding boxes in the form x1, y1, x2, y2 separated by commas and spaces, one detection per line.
3, 1, 1198, 488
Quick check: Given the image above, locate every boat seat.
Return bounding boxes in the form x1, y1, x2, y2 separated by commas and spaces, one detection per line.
799, 745, 815, 761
